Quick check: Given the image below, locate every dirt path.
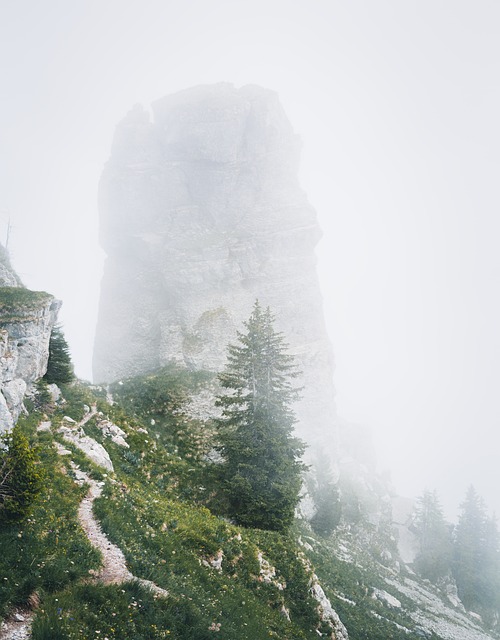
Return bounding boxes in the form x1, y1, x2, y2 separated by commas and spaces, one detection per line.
67, 407, 169, 595
1, 410, 167, 640
0, 614, 32, 640
77, 469, 168, 597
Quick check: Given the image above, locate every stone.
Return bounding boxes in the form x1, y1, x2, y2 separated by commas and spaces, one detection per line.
58, 425, 114, 472
93, 83, 336, 455
96, 418, 129, 448
309, 573, 349, 640
0, 260, 60, 433
46, 384, 61, 403
2, 379, 27, 418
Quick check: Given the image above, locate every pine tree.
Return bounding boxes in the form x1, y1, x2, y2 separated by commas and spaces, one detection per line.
453, 486, 489, 612
215, 301, 306, 532
310, 452, 341, 537
413, 489, 452, 581
481, 515, 500, 616
43, 324, 74, 385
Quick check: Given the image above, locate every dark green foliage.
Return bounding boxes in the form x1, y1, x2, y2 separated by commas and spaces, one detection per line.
44, 324, 74, 385
215, 301, 306, 532
413, 489, 452, 581
0, 426, 44, 522
34, 379, 53, 411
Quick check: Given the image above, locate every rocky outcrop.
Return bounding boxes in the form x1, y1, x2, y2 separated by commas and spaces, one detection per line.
58, 423, 114, 471
93, 83, 336, 451
0, 281, 60, 433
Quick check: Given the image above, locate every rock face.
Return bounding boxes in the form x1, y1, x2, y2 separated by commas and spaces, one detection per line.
93, 83, 336, 450
0, 252, 60, 432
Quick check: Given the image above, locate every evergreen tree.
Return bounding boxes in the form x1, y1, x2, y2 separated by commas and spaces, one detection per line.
453, 486, 491, 612
413, 489, 452, 581
481, 515, 500, 616
43, 324, 74, 385
310, 452, 341, 537
215, 301, 306, 532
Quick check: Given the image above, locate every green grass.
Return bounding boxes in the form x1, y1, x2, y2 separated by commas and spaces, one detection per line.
2, 371, 494, 640
0, 287, 52, 319
0, 410, 100, 617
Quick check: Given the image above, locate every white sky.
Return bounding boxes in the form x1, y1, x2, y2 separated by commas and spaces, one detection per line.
1, 0, 499, 520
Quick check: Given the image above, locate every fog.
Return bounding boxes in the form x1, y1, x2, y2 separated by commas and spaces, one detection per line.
1, 1, 499, 521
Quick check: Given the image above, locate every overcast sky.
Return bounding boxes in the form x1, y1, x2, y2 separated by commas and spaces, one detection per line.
1, 0, 499, 520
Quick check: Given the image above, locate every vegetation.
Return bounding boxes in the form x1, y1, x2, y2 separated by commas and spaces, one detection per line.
306, 522, 440, 640
453, 486, 500, 618
0, 287, 52, 318
109, 364, 214, 462
309, 453, 341, 537
214, 301, 306, 532
0, 426, 44, 523
413, 489, 452, 581
19, 376, 327, 639
43, 324, 74, 385
0, 410, 100, 618
410, 485, 500, 628
0, 359, 498, 638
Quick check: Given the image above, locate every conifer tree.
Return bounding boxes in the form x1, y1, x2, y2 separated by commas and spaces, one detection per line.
43, 324, 74, 385
453, 486, 491, 612
310, 452, 341, 537
481, 515, 500, 615
413, 489, 452, 581
215, 301, 306, 532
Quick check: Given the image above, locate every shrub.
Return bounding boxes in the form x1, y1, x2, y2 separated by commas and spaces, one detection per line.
0, 426, 44, 522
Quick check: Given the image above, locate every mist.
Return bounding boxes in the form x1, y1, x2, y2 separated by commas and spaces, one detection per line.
1, 0, 499, 521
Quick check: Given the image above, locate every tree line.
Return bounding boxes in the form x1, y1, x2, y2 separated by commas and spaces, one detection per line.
413, 486, 500, 621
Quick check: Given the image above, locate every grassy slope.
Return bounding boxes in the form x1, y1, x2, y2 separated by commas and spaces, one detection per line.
1, 370, 495, 639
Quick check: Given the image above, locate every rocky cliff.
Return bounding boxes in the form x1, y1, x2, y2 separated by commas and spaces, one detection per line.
0, 250, 60, 433
93, 83, 336, 451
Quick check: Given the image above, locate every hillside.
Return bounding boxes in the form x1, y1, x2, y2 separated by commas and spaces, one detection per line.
1, 369, 497, 640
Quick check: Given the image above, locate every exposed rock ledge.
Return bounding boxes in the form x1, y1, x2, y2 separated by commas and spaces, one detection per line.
0, 288, 60, 433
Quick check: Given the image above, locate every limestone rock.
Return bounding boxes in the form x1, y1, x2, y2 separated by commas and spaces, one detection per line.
47, 383, 62, 403
93, 83, 336, 452
0, 273, 60, 433
58, 425, 114, 472
96, 417, 129, 448
309, 573, 350, 640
